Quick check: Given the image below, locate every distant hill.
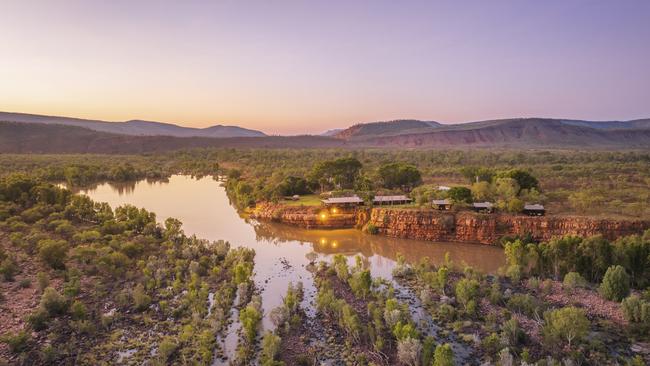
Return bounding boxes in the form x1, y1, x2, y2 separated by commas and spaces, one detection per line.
0, 111, 267, 138
334, 119, 441, 139
2, 116, 650, 153
357, 118, 650, 148
0, 122, 345, 154
333, 117, 650, 141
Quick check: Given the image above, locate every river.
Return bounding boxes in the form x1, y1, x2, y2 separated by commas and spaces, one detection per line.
77, 175, 505, 362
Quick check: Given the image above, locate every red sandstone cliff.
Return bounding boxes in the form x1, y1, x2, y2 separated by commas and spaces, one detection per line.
251, 203, 650, 245
368, 209, 650, 245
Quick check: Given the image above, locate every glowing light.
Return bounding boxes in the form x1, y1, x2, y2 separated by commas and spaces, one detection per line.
320, 213, 327, 220
331, 241, 338, 248
331, 208, 338, 214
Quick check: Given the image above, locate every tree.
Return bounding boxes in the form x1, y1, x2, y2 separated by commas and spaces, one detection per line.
433, 343, 454, 366
495, 169, 538, 192
377, 163, 422, 191
275, 176, 312, 196
310, 157, 362, 190
396, 337, 421, 366
542, 307, 589, 349
455, 278, 480, 314
447, 187, 472, 204
471, 181, 494, 201
599, 265, 630, 301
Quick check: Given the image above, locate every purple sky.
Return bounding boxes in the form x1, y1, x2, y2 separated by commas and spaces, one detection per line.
1, 0, 649, 134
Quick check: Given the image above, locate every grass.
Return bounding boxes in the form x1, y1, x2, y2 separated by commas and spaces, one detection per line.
281, 194, 322, 206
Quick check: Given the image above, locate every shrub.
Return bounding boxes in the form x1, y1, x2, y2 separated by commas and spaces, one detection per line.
38, 239, 68, 269
0, 331, 31, 354
71, 300, 87, 320
364, 223, 379, 235
542, 306, 589, 349
455, 278, 480, 314
500, 318, 526, 347
397, 337, 421, 366
599, 265, 630, 301
507, 294, 540, 317
0, 258, 18, 281
132, 284, 151, 311
240, 302, 262, 344
27, 307, 49, 331
19, 278, 31, 288
421, 336, 436, 366
481, 332, 502, 358
260, 331, 282, 363
40, 287, 68, 316
433, 343, 454, 366
563, 272, 587, 290
158, 336, 177, 362
621, 295, 650, 326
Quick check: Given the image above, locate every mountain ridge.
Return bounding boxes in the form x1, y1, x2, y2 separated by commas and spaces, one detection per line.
0, 111, 267, 138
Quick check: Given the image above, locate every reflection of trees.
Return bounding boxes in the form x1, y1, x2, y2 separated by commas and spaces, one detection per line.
108, 181, 137, 196
250, 220, 505, 273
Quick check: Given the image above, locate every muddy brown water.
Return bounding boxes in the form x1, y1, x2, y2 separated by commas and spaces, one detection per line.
78, 175, 505, 362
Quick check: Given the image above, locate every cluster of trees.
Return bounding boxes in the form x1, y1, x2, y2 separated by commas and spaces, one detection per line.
502, 231, 650, 290
316, 255, 457, 366
3, 148, 648, 217
0, 172, 254, 364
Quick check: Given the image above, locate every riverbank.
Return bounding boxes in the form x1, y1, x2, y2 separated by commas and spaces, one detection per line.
251, 203, 650, 245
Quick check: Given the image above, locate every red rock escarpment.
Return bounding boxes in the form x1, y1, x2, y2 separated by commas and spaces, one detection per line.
251, 203, 360, 229
251, 203, 650, 245
368, 209, 650, 245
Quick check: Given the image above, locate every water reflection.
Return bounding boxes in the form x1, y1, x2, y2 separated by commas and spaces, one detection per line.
251, 219, 504, 274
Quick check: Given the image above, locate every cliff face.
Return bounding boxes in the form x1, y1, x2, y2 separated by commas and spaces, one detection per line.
368, 209, 650, 244
251, 203, 359, 229
251, 203, 650, 245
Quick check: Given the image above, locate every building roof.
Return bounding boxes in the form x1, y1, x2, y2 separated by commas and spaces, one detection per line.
373, 195, 412, 202
321, 196, 364, 204
432, 199, 451, 205
472, 202, 494, 209
524, 204, 545, 210
437, 186, 451, 191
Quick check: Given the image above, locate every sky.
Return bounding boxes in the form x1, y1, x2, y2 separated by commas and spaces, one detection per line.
1, 1, 649, 135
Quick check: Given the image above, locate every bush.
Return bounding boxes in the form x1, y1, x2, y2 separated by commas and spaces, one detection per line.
500, 318, 526, 347
38, 239, 68, 269
132, 284, 151, 312
455, 278, 480, 314
507, 294, 540, 317
71, 300, 87, 320
40, 287, 68, 316
364, 223, 379, 235
260, 331, 282, 363
542, 306, 589, 349
397, 337, 421, 366
158, 336, 177, 362
433, 343, 454, 366
599, 265, 630, 301
0, 331, 31, 354
0, 257, 18, 281
621, 295, 650, 326
563, 272, 587, 290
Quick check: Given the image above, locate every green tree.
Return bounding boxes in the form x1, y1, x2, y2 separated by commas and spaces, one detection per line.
542, 307, 589, 349
495, 169, 538, 192
433, 343, 454, 366
447, 186, 472, 204
599, 265, 630, 301
377, 162, 422, 191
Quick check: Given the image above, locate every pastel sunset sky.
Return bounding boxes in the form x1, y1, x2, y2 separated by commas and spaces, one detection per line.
1, 0, 649, 134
